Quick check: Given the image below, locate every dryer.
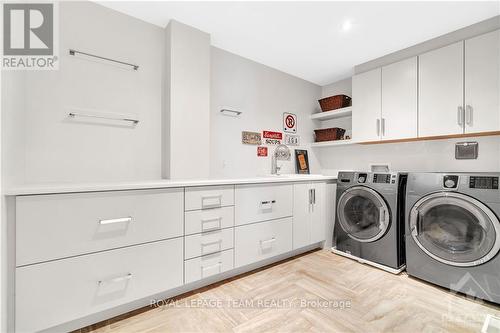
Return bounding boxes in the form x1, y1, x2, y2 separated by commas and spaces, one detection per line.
333, 171, 407, 273
406, 172, 500, 303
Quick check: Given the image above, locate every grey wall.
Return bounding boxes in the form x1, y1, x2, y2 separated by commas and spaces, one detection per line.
210, 47, 322, 178
2, 1, 165, 186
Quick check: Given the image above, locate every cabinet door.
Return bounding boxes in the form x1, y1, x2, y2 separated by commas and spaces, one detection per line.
292, 183, 311, 249
419, 41, 464, 136
381, 57, 417, 140
310, 183, 326, 244
352, 68, 382, 142
465, 30, 500, 133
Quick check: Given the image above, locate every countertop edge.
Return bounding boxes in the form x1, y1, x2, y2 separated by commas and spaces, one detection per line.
3, 175, 338, 196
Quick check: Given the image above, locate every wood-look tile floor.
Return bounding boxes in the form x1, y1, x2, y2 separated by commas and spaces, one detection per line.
81, 250, 500, 333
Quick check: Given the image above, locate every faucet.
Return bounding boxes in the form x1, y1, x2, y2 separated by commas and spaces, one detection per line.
271, 144, 291, 175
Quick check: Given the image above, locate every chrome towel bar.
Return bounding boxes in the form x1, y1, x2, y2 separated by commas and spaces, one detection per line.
69, 49, 139, 70
68, 112, 139, 124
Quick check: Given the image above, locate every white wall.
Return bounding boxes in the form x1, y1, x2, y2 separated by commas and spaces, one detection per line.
318, 136, 500, 174
164, 21, 211, 180
1, 1, 164, 186
210, 47, 322, 178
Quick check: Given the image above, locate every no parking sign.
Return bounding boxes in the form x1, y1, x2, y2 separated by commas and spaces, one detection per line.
283, 113, 297, 133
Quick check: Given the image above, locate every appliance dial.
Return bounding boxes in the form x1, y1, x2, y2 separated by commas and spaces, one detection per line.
443, 175, 459, 188
444, 179, 456, 188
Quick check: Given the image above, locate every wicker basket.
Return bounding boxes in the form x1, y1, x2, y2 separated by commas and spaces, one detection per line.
318, 95, 352, 112
314, 128, 346, 142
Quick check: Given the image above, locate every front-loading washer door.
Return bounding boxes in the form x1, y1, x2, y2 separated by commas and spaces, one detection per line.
337, 186, 391, 243
409, 192, 500, 267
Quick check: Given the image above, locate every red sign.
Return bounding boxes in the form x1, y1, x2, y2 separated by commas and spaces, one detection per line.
263, 131, 283, 140
283, 113, 297, 133
257, 146, 268, 157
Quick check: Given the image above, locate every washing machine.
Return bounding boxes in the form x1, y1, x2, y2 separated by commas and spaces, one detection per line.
406, 172, 500, 303
333, 171, 407, 273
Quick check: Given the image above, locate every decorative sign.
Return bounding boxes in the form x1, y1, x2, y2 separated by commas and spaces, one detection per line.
295, 150, 310, 174
257, 146, 268, 157
263, 131, 283, 140
242, 131, 261, 145
285, 134, 300, 146
264, 138, 282, 145
283, 113, 297, 133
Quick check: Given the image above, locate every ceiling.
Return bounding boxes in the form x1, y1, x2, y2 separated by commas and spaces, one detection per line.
98, 1, 499, 86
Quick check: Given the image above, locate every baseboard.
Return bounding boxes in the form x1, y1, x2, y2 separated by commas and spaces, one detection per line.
331, 247, 406, 275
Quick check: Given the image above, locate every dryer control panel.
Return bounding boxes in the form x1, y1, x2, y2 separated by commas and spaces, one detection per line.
469, 176, 499, 190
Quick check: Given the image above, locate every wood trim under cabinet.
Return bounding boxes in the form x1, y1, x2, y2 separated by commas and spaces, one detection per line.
359, 130, 500, 145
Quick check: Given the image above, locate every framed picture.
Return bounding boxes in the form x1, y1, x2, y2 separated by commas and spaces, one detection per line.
295, 149, 309, 174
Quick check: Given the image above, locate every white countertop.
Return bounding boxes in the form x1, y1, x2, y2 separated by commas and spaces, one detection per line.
4, 174, 337, 196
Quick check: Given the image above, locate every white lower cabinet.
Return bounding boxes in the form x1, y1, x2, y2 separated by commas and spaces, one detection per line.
235, 184, 293, 226
234, 217, 293, 267
16, 188, 184, 266
16, 238, 183, 333
293, 183, 326, 249
184, 228, 234, 259
184, 249, 234, 284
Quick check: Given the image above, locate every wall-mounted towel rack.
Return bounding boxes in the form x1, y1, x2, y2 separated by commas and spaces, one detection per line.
68, 112, 139, 124
69, 49, 139, 70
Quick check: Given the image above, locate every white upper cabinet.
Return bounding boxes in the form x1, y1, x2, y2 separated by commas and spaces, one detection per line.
352, 68, 382, 142
418, 41, 464, 137
381, 57, 417, 140
465, 29, 500, 133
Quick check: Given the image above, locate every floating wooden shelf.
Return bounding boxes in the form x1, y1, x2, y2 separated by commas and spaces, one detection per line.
310, 139, 355, 147
310, 107, 352, 121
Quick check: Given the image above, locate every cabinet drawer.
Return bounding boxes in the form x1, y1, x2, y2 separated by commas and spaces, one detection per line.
16, 189, 184, 266
235, 184, 293, 226
234, 218, 292, 267
184, 228, 234, 260
185, 206, 234, 235
184, 249, 234, 284
185, 186, 234, 211
16, 238, 183, 333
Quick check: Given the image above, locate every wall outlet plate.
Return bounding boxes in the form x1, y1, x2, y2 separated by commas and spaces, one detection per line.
455, 142, 478, 159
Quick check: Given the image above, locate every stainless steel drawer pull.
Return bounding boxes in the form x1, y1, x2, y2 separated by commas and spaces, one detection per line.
99, 217, 132, 225
201, 239, 223, 255
260, 237, 276, 249
201, 195, 223, 209
261, 200, 276, 205
98, 273, 132, 285
201, 217, 222, 232
201, 262, 222, 277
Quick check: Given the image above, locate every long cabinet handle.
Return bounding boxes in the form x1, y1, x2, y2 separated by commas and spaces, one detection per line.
313, 189, 316, 204
376, 119, 380, 136
98, 273, 132, 285
381, 118, 385, 136
99, 217, 132, 225
466, 105, 473, 125
457, 106, 464, 126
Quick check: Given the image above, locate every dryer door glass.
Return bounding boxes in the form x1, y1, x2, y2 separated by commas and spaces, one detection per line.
337, 186, 390, 243
410, 192, 500, 267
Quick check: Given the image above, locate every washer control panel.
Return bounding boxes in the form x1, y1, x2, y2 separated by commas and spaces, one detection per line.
469, 176, 499, 190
